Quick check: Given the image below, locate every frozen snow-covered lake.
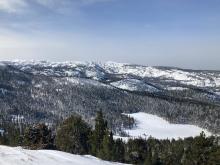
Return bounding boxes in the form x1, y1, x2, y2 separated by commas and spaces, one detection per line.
116, 112, 211, 140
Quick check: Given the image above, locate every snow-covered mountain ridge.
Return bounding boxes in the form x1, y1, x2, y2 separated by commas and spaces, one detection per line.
2, 61, 219, 84
2, 60, 220, 94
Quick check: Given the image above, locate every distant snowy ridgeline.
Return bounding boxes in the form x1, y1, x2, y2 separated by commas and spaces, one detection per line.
103, 62, 220, 87
4, 60, 220, 88
115, 112, 212, 141
0, 146, 128, 165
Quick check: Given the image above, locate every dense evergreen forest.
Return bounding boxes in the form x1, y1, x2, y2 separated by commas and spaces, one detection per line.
0, 111, 220, 165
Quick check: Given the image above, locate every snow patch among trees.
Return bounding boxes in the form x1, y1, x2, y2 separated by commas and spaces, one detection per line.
110, 79, 159, 92
116, 112, 212, 141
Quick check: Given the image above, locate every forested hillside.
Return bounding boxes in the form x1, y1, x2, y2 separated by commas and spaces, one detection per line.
0, 61, 220, 136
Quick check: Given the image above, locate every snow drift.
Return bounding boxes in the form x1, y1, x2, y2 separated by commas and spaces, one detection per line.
0, 146, 128, 165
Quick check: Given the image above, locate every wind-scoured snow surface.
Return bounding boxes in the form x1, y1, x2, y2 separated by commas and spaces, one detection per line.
0, 146, 128, 165
116, 112, 212, 141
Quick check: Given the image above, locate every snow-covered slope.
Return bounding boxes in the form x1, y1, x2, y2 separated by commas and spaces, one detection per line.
4, 60, 220, 89
110, 79, 160, 92
0, 146, 128, 165
115, 112, 212, 141
103, 62, 220, 88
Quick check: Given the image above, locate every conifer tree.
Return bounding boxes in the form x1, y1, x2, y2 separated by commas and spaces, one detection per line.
24, 123, 54, 149
55, 115, 91, 154
90, 110, 108, 155
113, 138, 125, 162
98, 131, 114, 160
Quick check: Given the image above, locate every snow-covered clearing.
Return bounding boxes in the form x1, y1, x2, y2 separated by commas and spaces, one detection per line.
0, 146, 128, 165
110, 79, 159, 92
166, 87, 188, 91
115, 112, 211, 141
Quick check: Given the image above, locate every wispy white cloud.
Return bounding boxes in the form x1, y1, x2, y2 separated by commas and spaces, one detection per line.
0, 0, 113, 13
0, 0, 27, 13
36, 0, 113, 6
80, 0, 114, 5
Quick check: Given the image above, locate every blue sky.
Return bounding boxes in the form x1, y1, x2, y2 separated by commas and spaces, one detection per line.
0, 0, 220, 69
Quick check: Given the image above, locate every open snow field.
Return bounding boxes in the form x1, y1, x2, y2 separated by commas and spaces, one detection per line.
0, 146, 128, 165
116, 112, 211, 141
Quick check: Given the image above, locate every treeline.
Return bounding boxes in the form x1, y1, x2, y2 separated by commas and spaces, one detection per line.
1, 111, 220, 165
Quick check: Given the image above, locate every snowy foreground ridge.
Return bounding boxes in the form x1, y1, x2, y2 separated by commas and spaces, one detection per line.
0, 146, 128, 165
116, 112, 212, 141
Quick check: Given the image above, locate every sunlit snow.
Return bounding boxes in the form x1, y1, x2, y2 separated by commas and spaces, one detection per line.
116, 112, 211, 141
0, 146, 128, 165
166, 87, 188, 91
103, 62, 220, 88
4, 60, 220, 88
111, 79, 159, 92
